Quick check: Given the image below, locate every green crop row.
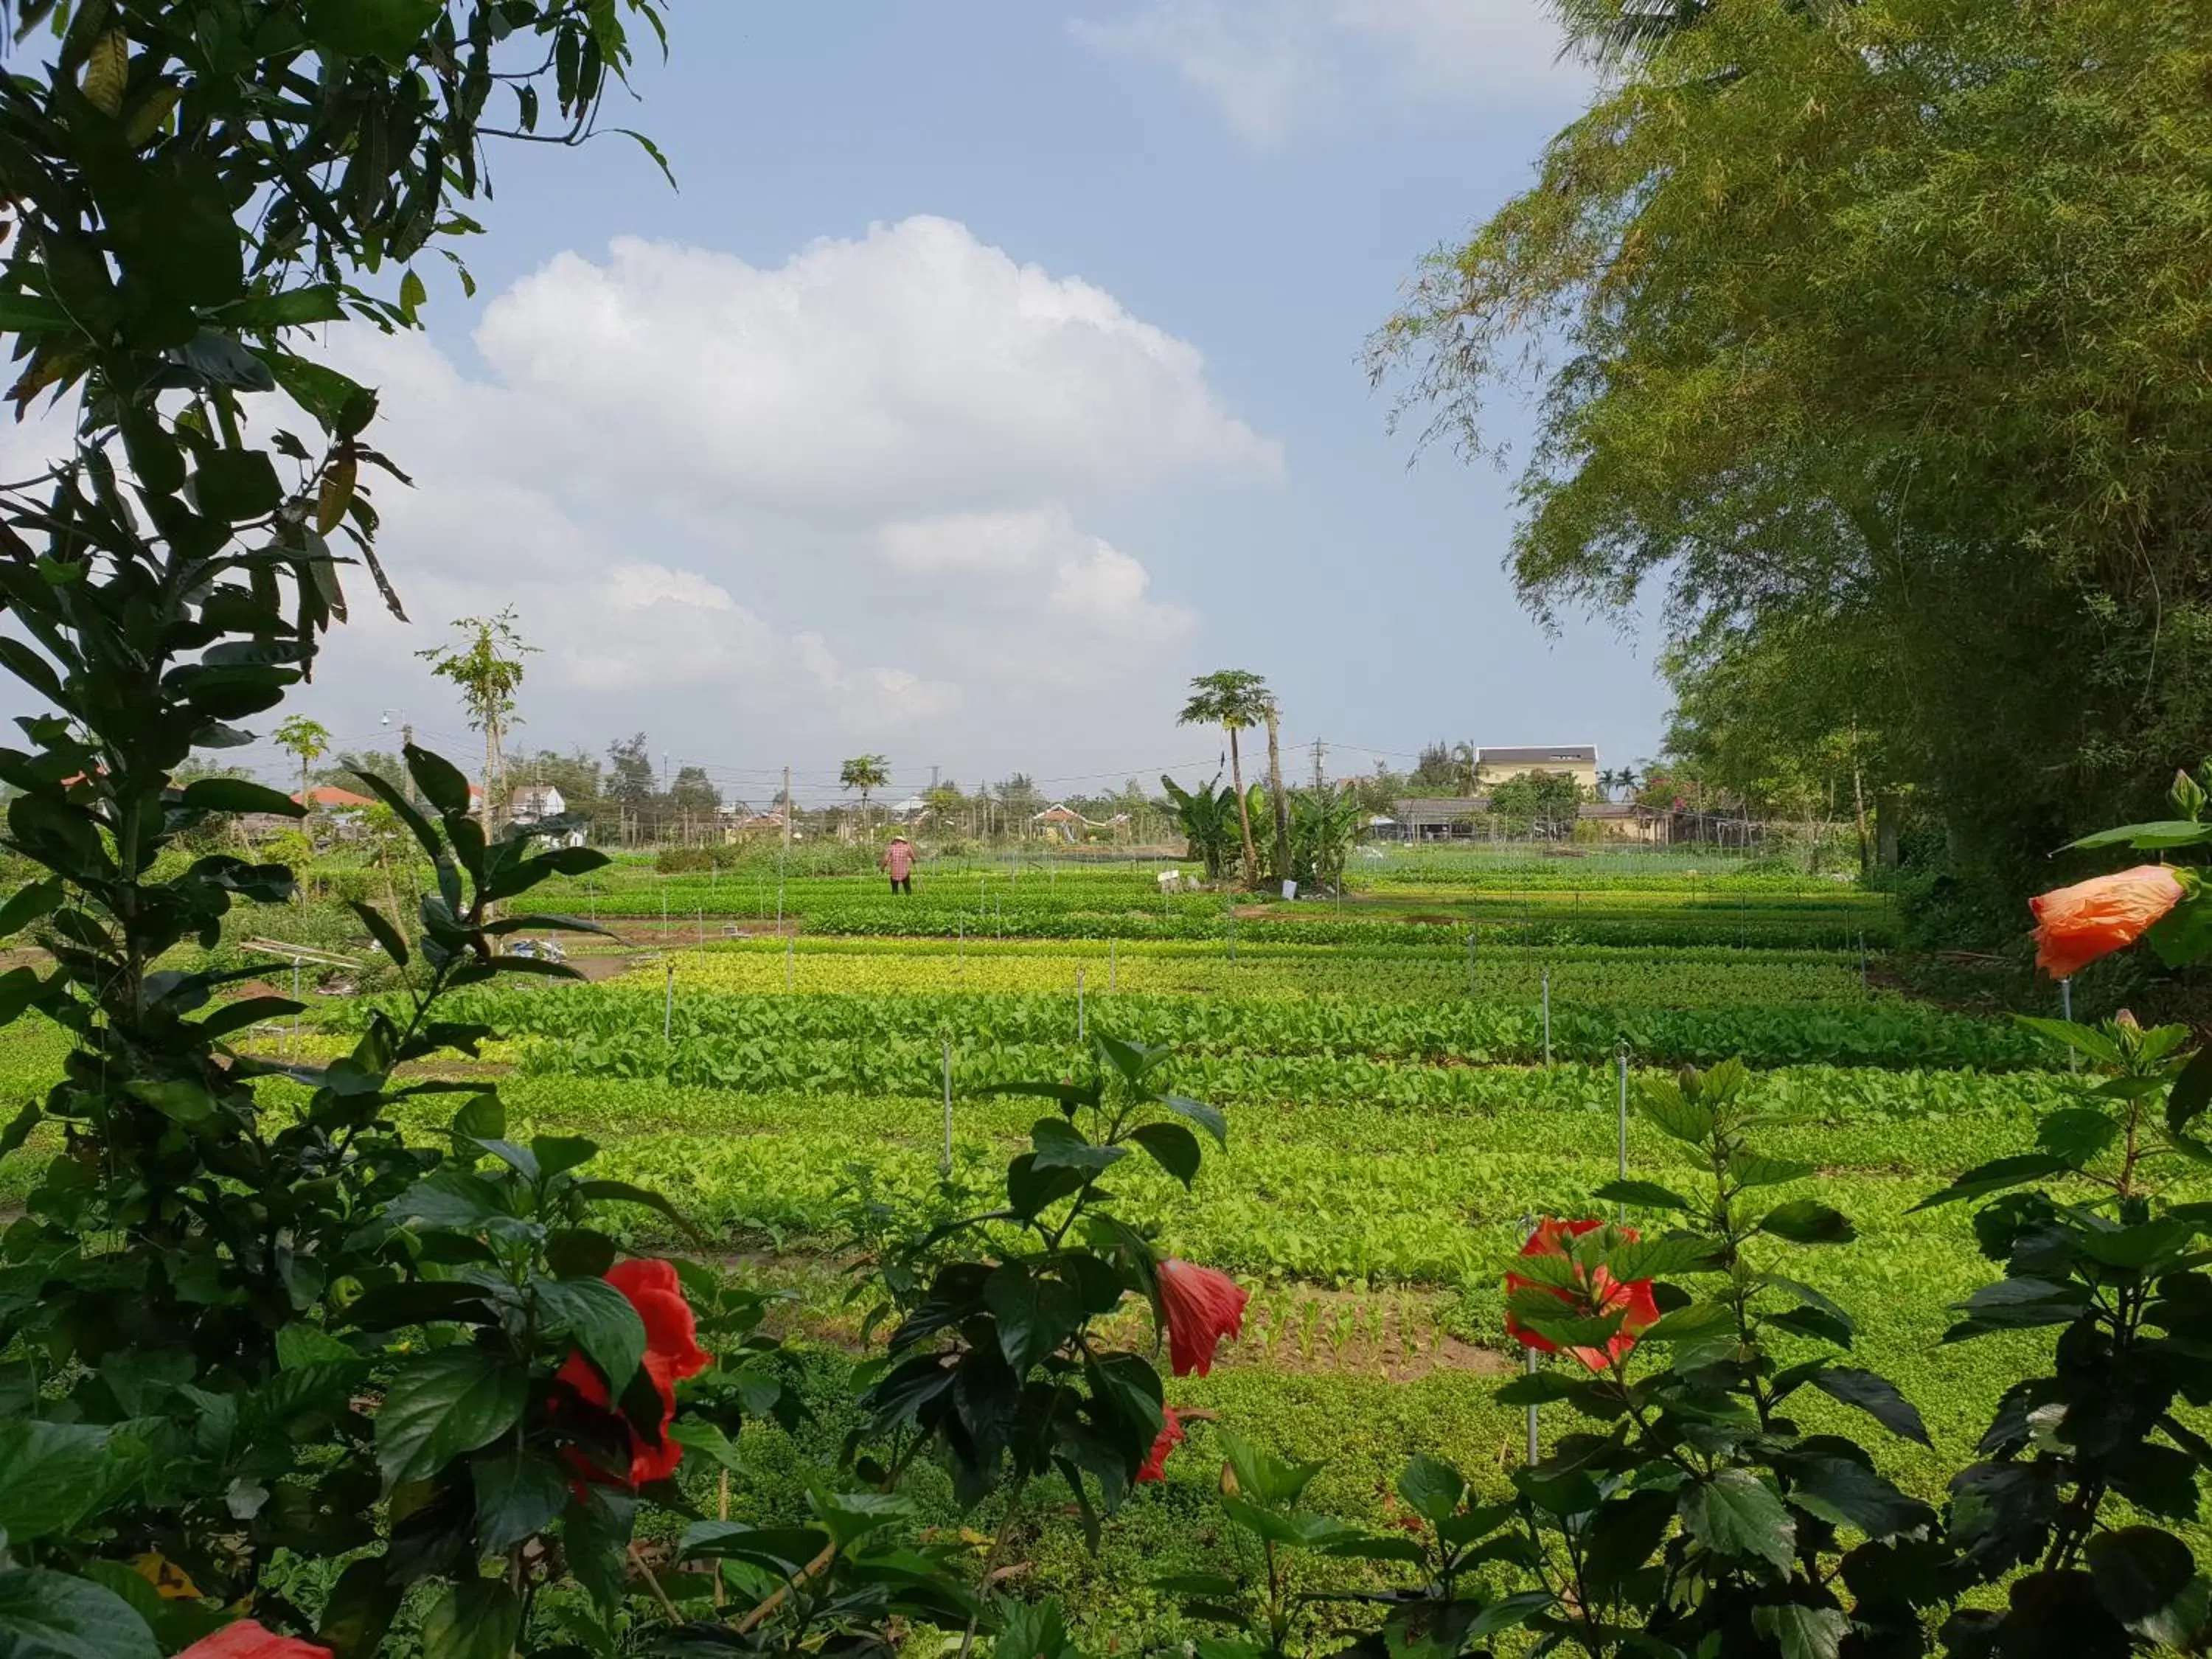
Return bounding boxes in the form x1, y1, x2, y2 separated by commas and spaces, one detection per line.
666, 939, 1879, 1006
346, 981, 2041, 1072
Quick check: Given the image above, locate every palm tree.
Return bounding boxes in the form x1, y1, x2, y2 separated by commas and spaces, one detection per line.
274, 714, 330, 813
841, 754, 889, 835
1178, 669, 1272, 885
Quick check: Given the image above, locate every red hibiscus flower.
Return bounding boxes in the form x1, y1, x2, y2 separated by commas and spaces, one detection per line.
177, 1623, 331, 1659
557, 1258, 712, 1486
1506, 1218, 1660, 1373
1137, 1406, 1184, 1484
2029, 866, 2185, 981
1158, 1258, 1248, 1378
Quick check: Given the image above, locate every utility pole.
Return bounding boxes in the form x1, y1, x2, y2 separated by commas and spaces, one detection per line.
1311, 737, 1325, 793
782, 765, 793, 852
930, 764, 939, 791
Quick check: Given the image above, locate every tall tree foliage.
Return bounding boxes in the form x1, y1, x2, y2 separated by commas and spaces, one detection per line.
1178, 669, 1272, 887
0, 1, 670, 1648
1375, 0, 2212, 897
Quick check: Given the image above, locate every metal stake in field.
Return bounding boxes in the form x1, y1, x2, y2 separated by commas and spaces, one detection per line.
1616, 1037, 1631, 1223
1542, 965, 1552, 1068
1520, 1213, 1540, 1463
1110, 938, 1117, 992
291, 959, 302, 1057
2062, 977, 2076, 1071
941, 1039, 954, 1178
1077, 967, 1086, 1044
663, 957, 674, 1044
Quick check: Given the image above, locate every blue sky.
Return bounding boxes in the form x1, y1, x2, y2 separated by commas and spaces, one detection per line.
251, 1, 1666, 807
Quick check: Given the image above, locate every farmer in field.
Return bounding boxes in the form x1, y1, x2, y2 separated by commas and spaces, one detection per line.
880, 834, 917, 895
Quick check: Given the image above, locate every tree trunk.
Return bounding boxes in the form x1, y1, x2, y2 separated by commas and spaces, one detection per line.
481, 713, 499, 844
1265, 709, 1289, 885
1228, 728, 1258, 886
1850, 725, 1871, 876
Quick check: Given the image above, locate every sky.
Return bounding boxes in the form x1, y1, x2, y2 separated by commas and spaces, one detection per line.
106, 3, 1674, 808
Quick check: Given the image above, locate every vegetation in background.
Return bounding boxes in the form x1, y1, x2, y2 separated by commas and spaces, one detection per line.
1376, 0, 2212, 925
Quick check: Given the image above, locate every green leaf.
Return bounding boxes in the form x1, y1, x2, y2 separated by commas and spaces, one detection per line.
1591, 1178, 1695, 1211
982, 1262, 1082, 1373
2147, 899, 2212, 969
390, 1168, 507, 1231
1911, 1152, 2075, 1211
316, 1557, 400, 1659
2038, 1107, 2120, 1166
0, 1569, 159, 1659
2014, 1016, 2124, 1066
420, 1578, 521, 1659
180, 776, 304, 817
194, 995, 304, 1040
1611, 1233, 1723, 1280
0, 1422, 118, 1542
1581, 1488, 1675, 1596
2169, 1047, 2212, 1135
576, 1178, 700, 1240
1640, 1088, 1714, 1146
125, 1078, 217, 1124
1758, 1200, 1855, 1245
2085, 1528, 2200, 1645
1128, 1121, 1200, 1187
1811, 1367, 1933, 1445
1397, 1455, 1469, 1526
406, 745, 473, 818
0, 877, 61, 936
1733, 1154, 1818, 1189
1752, 1603, 1851, 1659
220, 286, 347, 328
192, 451, 285, 522
1162, 1093, 1228, 1148
1029, 1119, 1125, 1173
1678, 1470, 1794, 1571
0, 1099, 38, 1161
375, 1347, 528, 1489
472, 1452, 569, 1554
306, 0, 442, 61
535, 1277, 646, 1398
347, 900, 410, 967
2067, 821, 2212, 851
1785, 1457, 1935, 1542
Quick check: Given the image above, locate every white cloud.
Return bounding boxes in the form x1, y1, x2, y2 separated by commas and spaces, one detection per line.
1071, 0, 1589, 147
274, 217, 1265, 775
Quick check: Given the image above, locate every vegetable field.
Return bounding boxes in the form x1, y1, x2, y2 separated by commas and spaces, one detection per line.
0, 844, 2125, 1645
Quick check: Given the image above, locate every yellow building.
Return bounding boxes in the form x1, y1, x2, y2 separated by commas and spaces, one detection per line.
1478, 745, 1599, 793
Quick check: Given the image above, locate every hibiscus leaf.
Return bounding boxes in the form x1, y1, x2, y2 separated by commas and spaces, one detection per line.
1752, 1603, 1851, 1659
0, 1568, 160, 1659
471, 1450, 568, 1555
2168, 1047, 2212, 1135
1128, 1121, 1200, 1188
535, 1278, 645, 1399
1783, 1456, 1936, 1542
1910, 1154, 2075, 1211
1591, 1178, 1695, 1211
1759, 1200, 1856, 1245
375, 1348, 527, 1489
1811, 1367, 1933, 1446
1678, 1470, 1795, 1571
